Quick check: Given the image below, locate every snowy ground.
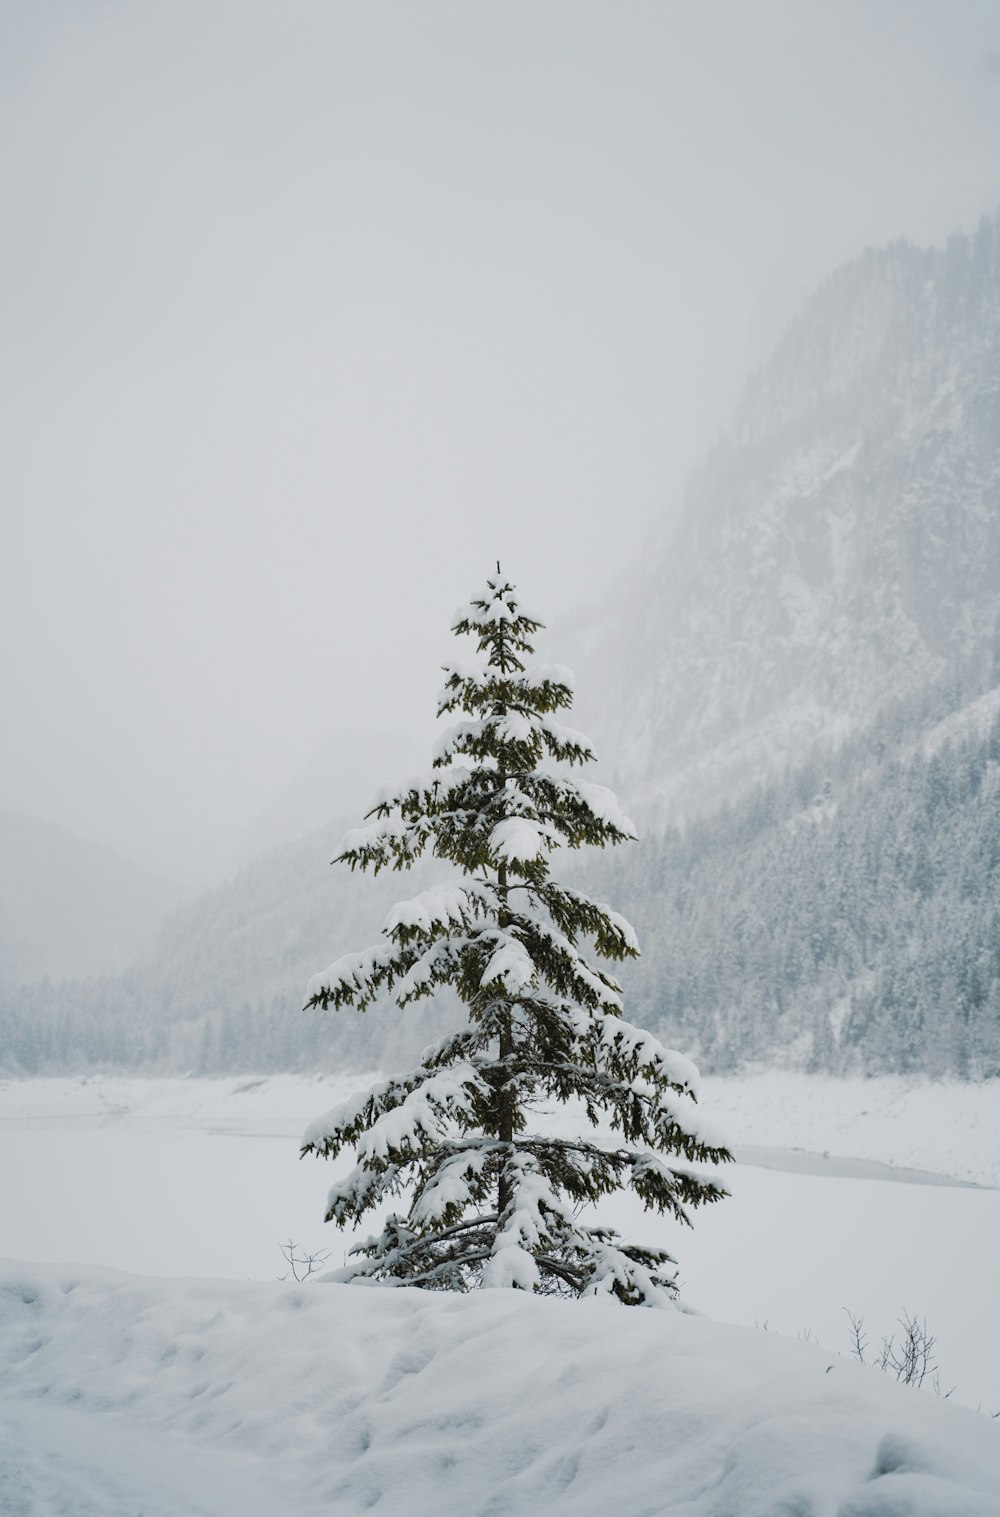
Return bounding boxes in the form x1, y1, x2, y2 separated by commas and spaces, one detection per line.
3, 1068, 996, 1183
703, 1071, 1000, 1188
2, 1072, 999, 1514
2, 1261, 1000, 1516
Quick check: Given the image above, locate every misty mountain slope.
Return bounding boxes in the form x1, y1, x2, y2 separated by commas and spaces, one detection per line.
0, 818, 456, 1076
587, 685, 1000, 1080
0, 812, 183, 983
5, 673, 999, 1080
142, 817, 460, 1070
7, 219, 1000, 1080
576, 214, 1000, 818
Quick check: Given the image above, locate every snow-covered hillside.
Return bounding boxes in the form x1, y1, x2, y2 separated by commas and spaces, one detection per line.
575, 214, 1000, 820
2, 1261, 998, 1516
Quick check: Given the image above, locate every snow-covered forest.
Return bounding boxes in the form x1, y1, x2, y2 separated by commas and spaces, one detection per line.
5, 219, 1000, 1085
7, 638, 1000, 1081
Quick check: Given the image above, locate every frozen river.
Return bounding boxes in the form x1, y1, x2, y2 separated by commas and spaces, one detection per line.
2, 1072, 999, 1411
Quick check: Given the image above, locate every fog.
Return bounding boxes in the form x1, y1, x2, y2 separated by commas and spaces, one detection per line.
2, 0, 999, 884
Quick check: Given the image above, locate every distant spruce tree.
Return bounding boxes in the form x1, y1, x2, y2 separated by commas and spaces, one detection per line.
301, 572, 731, 1304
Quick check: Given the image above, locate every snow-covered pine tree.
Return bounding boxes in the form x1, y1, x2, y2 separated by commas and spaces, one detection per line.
301, 572, 731, 1304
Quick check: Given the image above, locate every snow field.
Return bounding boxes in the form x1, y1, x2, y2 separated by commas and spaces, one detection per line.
700, 1071, 1000, 1189
2, 1260, 999, 1517
3, 1070, 997, 1183
1, 1071, 999, 1411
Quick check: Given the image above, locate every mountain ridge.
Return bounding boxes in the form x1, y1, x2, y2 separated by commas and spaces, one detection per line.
573, 214, 1000, 823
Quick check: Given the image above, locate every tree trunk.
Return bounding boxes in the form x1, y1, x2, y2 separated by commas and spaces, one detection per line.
495, 606, 515, 1220
497, 856, 514, 1217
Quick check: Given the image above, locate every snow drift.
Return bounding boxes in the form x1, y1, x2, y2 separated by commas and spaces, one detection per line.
1, 1260, 998, 1516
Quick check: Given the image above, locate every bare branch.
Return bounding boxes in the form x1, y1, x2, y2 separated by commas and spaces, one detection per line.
277, 1239, 331, 1283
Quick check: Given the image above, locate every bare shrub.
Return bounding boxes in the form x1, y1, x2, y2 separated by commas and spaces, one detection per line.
845, 1308, 953, 1397
277, 1239, 331, 1283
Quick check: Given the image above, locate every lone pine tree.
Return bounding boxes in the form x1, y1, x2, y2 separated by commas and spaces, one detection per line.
302, 572, 731, 1304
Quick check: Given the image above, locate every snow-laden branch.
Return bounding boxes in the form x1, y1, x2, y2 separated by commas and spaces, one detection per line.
583, 1242, 677, 1308
305, 941, 398, 1009
370, 765, 474, 813
305, 1064, 487, 1165
393, 937, 468, 1003
483, 1151, 577, 1292
432, 721, 486, 765
409, 1145, 494, 1229
572, 780, 638, 839
481, 934, 537, 994
489, 816, 558, 863
527, 663, 575, 692
383, 879, 496, 938
540, 884, 640, 957
339, 813, 411, 854
585, 1011, 703, 1098
509, 912, 624, 1011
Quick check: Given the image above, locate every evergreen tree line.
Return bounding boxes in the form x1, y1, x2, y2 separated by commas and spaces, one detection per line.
0, 970, 453, 1078
3, 666, 1000, 1081
593, 693, 1000, 1080
0, 821, 449, 1076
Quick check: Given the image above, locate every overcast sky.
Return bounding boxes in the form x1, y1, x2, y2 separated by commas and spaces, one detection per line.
3, 0, 1000, 884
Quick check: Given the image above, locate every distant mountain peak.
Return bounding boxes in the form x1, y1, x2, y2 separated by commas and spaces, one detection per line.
576, 212, 1000, 822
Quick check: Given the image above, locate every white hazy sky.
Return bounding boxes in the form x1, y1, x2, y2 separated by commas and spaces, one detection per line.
3, 0, 1000, 884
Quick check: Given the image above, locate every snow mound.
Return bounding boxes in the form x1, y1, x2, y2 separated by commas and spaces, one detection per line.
1, 1261, 998, 1516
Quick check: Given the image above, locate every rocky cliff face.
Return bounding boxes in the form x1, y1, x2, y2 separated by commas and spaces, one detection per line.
577, 215, 1000, 818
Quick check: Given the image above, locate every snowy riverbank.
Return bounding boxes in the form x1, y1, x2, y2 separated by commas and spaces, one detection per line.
2, 1069, 997, 1184
3, 1070, 1000, 1416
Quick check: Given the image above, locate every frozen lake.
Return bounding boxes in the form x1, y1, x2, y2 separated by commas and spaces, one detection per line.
2, 1073, 999, 1411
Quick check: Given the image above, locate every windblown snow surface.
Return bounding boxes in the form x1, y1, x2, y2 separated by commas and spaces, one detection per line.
2, 1074, 1000, 1515
2, 1262, 1000, 1517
